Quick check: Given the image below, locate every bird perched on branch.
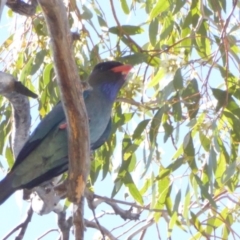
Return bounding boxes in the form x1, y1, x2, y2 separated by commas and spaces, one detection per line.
0, 61, 132, 204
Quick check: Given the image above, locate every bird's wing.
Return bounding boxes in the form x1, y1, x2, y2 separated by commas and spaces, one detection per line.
91, 118, 112, 150
12, 90, 91, 170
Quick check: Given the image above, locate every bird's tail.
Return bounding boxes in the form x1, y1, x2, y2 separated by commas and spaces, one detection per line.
0, 173, 15, 205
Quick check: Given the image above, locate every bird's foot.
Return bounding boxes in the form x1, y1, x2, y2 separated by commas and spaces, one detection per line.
59, 122, 67, 129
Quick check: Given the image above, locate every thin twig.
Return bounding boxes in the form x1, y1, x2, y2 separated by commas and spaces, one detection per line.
36, 229, 59, 240
3, 205, 33, 240
57, 211, 72, 240
84, 219, 117, 240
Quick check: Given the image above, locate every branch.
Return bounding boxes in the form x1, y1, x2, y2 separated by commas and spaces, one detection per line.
37, 0, 90, 202
36, 229, 59, 240
84, 219, 118, 240
2, 205, 33, 240
6, 0, 38, 16
126, 219, 154, 240
93, 194, 166, 213
0, 0, 7, 19
37, 1, 90, 239
104, 202, 140, 221
86, 190, 140, 221
57, 211, 72, 240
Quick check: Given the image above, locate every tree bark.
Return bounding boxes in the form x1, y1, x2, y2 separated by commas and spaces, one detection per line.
37, 0, 90, 239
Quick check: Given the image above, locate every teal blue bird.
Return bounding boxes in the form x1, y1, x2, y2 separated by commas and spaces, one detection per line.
0, 61, 132, 204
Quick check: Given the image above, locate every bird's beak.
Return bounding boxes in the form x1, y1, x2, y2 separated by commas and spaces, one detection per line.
111, 64, 132, 75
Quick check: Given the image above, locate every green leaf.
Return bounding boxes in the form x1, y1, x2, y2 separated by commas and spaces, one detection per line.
222, 212, 233, 239
216, 136, 230, 163
183, 132, 195, 158
112, 180, 123, 198
199, 131, 210, 151
203, 5, 213, 17
101, 135, 114, 180
109, 25, 144, 35
182, 78, 200, 119
5, 145, 14, 168
195, 20, 211, 57
43, 63, 53, 87
128, 153, 136, 172
149, 18, 158, 46
172, 0, 186, 15
120, 0, 130, 14
119, 36, 139, 52
190, 211, 205, 233
222, 161, 236, 184
158, 82, 175, 104
150, 0, 170, 20
173, 68, 183, 91
182, 10, 193, 29
123, 172, 143, 205
149, 108, 164, 145
171, 93, 182, 122
20, 57, 34, 82
145, 0, 154, 14
160, 16, 174, 40
31, 50, 47, 75
132, 119, 150, 139
182, 184, 191, 225
97, 16, 107, 28
208, 147, 217, 173
7, 8, 13, 18
117, 53, 148, 65
141, 146, 155, 178
82, 5, 93, 19
140, 177, 151, 195
219, 0, 226, 12
183, 132, 197, 172
90, 158, 102, 184
154, 169, 171, 221
148, 68, 165, 88
223, 111, 240, 142
63, 198, 72, 211
168, 212, 178, 237
113, 112, 134, 130
163, 122, 173, 142
206, 208, 228, 235
214, 152, 226, 188
16, 52, 24, 70
33, 18, 47, 36
158, 158, 184, 180
194, 175, 217, 208
90, 45, 100, 66
173, 189, 181, 213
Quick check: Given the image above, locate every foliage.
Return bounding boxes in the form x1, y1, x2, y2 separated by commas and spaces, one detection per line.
1, 0, 240, 239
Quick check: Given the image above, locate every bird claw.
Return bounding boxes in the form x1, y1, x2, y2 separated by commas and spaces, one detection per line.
59, 122, 67, 129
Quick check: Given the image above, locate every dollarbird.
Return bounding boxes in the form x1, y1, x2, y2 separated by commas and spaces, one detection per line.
0, 61, 132, 204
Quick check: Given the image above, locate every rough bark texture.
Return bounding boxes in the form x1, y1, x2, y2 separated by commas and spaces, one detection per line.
37, 0, 90, 239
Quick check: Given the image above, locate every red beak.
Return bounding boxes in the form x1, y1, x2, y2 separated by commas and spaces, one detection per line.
111, 64, 132, 75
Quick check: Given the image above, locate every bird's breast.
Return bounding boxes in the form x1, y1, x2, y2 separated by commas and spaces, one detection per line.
85, 93, 112, 144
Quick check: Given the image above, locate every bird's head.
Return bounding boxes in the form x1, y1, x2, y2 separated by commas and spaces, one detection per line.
88, 61, 132, 101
